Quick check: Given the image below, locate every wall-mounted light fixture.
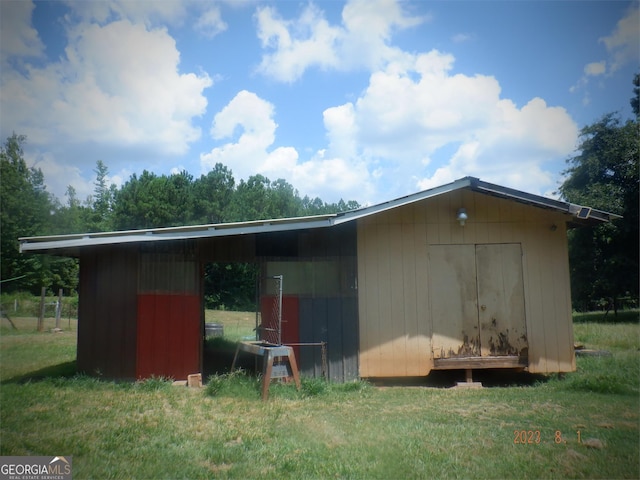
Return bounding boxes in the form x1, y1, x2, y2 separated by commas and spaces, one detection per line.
456, 208, 468, 226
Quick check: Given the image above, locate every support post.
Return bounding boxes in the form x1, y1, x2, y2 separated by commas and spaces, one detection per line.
38, 287, 46, 332
1, 310, 17, 330
55, 289, 63, 330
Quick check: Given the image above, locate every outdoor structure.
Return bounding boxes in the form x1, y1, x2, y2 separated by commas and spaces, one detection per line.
20, 177, 618, 382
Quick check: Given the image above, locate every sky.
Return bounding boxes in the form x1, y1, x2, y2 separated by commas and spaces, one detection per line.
1, 1, 638, 207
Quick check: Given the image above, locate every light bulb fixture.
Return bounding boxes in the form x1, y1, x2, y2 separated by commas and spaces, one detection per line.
456, 208, 468, 226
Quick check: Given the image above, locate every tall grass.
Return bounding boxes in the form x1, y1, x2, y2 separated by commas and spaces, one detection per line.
574, 321, 640, 351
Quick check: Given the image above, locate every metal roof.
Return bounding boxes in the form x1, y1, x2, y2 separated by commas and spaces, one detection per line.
20, 176, 620, 256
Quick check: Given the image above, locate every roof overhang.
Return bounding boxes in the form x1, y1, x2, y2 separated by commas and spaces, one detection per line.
19, 213, 338, 256
19, 177, 621, 257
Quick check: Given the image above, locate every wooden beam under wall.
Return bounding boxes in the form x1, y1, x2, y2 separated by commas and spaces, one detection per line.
433, 356, 527, 370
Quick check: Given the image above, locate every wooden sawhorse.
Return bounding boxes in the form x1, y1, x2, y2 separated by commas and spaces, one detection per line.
230, 341, 301, 400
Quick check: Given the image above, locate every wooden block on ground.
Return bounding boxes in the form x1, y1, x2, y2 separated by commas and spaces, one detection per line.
187, 373, 202, 388
455, 382, 483, 389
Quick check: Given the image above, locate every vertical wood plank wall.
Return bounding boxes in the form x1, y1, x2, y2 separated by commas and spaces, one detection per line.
137, 241, 202, 380
77, 246, 138, 379
357, 189, 575, 377
258, 224, 359, 382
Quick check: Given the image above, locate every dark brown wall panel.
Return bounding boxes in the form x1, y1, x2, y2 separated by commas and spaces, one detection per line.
77, 246, 138, 379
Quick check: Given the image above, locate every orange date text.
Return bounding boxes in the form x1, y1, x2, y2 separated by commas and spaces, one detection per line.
513, 430, 541, 444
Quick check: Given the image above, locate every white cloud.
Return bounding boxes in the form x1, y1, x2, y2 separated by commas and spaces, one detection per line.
210, 40, 578, 203
584, 61, 606, 76
255, 0, 426, 82
1, 6, 213, 201
64, 0, 190, 27
320, 50, 578, 199
255, 4, 341, 82
30, 152, 93, 202
323, 103, 358, 159
290, 153, 373, 200
30, 150, 129, 203
0, 1, 45, 61
571, 4, 639, 97
194, 6, 228, 38
200, 90, 374, 201
1, 19, 212, 153
451, 33, 472, 44
202, 90, 282, 177
599, 3, 640, 73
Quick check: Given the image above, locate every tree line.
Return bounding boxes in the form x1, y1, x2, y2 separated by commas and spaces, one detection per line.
2, 74, 638, 312
0, 139, 358, 307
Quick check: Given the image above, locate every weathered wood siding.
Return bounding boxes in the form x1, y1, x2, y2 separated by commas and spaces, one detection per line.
136, 241, 202, 380
198, 235, 255, 263
258, 224, 359, 382
357, 188, 575, 377
77, 245, 138, 379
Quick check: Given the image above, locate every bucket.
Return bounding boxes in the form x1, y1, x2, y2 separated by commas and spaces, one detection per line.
205, 322, 224, 338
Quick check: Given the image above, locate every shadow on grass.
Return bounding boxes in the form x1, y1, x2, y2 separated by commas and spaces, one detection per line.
2, 360, 77, 385
204, 337, 553, 389
203, 337, 258, 382
367, 369, 550, 389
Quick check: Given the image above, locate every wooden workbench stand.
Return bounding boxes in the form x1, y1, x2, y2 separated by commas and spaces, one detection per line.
230, 341, 301, 400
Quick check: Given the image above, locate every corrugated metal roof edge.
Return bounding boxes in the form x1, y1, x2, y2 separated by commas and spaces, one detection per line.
19, 215, 337, 252
20, 176, 620, 254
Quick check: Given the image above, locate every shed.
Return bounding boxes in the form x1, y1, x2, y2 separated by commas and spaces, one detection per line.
20, 177, 618, 382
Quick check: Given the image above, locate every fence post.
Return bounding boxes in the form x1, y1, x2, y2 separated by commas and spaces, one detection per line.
38, 287, 46, 332
55, 289, 63, 329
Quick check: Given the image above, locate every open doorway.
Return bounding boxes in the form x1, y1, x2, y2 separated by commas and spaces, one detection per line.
202, 262, 259, 378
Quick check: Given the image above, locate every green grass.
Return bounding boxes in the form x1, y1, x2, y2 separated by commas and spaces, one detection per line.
573, 309, 640, 324
205, 310, 256, 341
1, 314, 638, 479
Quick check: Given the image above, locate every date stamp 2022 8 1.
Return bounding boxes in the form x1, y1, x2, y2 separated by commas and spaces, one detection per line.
513, 430, 582, 445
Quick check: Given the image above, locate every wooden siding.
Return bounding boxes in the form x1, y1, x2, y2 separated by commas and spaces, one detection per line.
357, 189, 575, 377
258, 224, 359, 382
299, 297, 359, 382
77, 246, 138, 379
136, 241, 202, 379
429, 244, 527, 359
136, 293, 201, 379
198, 235, 256, 263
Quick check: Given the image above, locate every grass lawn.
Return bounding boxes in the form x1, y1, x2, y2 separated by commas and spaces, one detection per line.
1, 312, 638, 479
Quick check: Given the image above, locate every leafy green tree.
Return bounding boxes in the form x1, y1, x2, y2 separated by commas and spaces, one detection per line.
204, 262, 258, 311
83, 160, 115, 232
559, 112, 639, 312
300, 195, 360, 216
226, 175, 271, 222
226, 175, 307, 222
193, 164, 235, 224
631, 72, 639, 119
50, 185, 85, 234
166, 170, 196, 226
0, 134, 77, 293
112, 170, 160, 230
112, 170, 196, 230
265, 178, 303, 219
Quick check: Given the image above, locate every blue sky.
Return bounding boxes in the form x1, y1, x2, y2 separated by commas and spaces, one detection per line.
1, 1, 638, 207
